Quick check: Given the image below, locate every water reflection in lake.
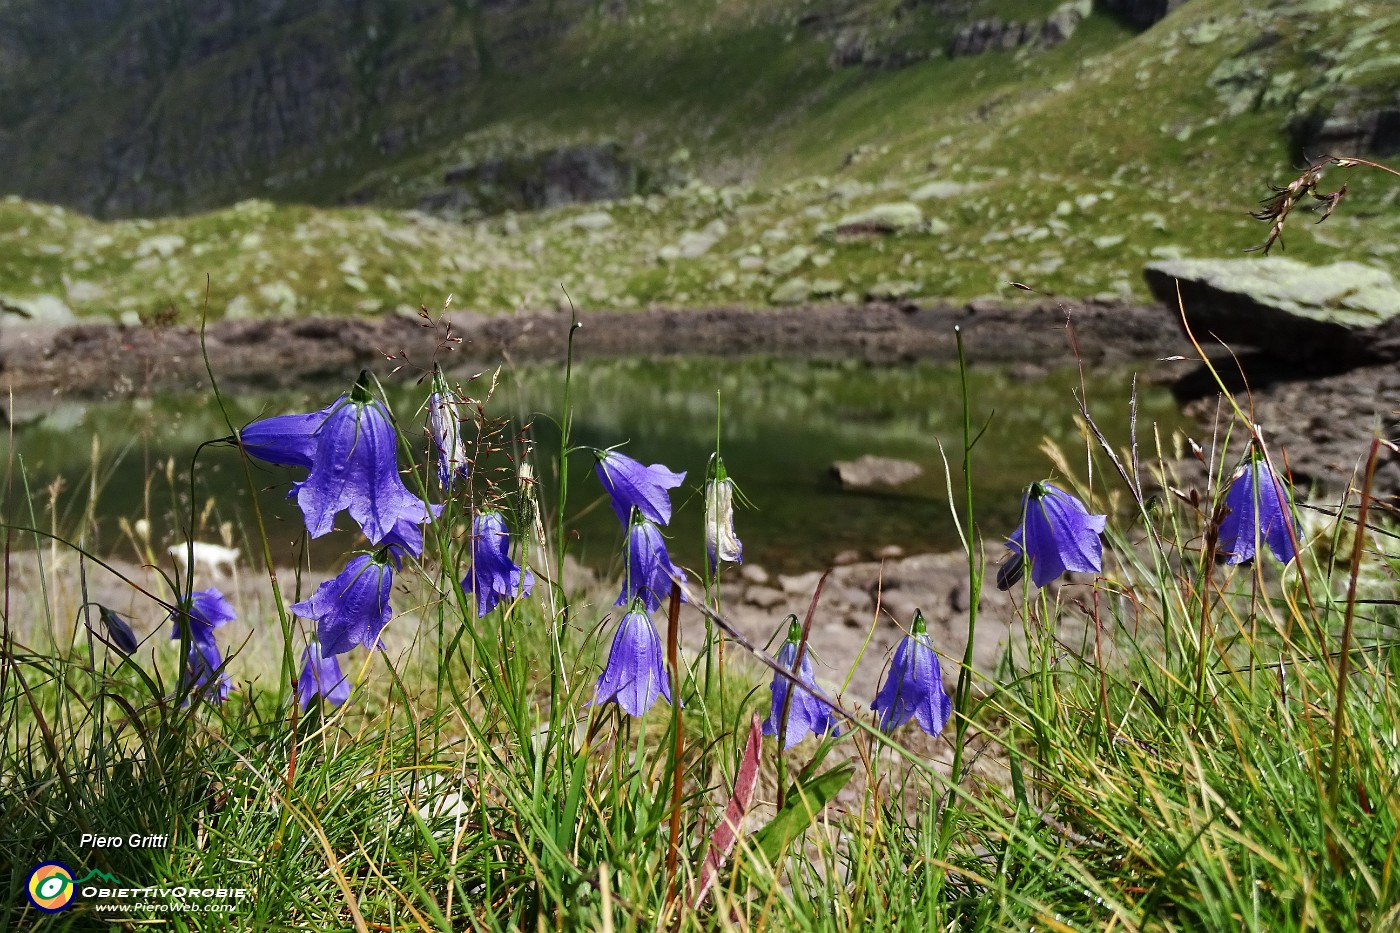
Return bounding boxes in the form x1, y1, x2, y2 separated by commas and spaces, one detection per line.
2, 357, 1187, 574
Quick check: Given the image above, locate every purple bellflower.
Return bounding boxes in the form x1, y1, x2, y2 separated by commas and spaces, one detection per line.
428, 371, 470, 492
97, 605, 139, 654
704, 458, 743, 570
1219, 454, 1299, 565
593, 608, 674, 717
168, 587, 236, 650
297, 641, 352, 711
168, 591, 236, 705
180, 638, 232, 704
762, 618, 839, 748
594, 449, 686, 527
872, 610, 952, 737
461, 511, 535, 618
293, 551, 395, 656
296, 379, 437, 547
617, 518, 688, 613
998, 482, 1107, 590
238, 400, 340, 470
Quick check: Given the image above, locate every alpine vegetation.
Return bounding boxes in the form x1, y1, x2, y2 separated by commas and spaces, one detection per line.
7, 271, 1398, 930
704, 456, 743, 569
593, 448, 687, 527
461, 510, 535, 618
297, 641, 352, 712
1218, 448, 1301, 565
592, 606, 675, 717
997, 480, 1107, 590
293, 551, 397, 655
762, 617, 840, 748
616, 517, 689, 613
871, 609, 952, 737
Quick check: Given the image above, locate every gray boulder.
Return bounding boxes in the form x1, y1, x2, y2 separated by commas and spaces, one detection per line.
830, 455, 923, 489
1101, 0, 1187, 29
1144, 257, 1400, 367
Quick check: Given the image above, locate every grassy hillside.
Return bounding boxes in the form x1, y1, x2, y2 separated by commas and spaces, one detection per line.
2, 0, 1399, 324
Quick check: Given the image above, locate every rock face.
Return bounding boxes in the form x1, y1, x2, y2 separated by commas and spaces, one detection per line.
415, 143, 664, 218
1100, 0, 1188, 29
0, 0, 582, 217
948, 0, 1090, 57
1299, 95, 1400, 158
949, 19, 1042, 57
831, 455, 924, 489
1144, 257, 1400, 367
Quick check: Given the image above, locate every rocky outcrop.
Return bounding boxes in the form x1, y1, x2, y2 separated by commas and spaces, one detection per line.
948, 0, 1090, 57
949, 18, 1041, 57
1297, 95, 1400, 158
1144, 257, 1400, 368
830, 455, 924, 489
415, 143, 665, 218
1099, 0, 1188, 29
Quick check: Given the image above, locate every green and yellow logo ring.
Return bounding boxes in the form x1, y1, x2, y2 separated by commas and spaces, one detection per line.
26, 862, 77, 913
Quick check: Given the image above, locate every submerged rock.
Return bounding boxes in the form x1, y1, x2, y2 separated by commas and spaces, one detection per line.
1144, 257, 1400, 367
831, 455, 923, 489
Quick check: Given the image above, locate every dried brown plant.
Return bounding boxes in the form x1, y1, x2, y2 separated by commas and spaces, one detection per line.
1249, 154, 1400, 254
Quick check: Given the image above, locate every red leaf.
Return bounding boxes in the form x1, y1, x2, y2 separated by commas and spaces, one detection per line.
690, 712, 763, 909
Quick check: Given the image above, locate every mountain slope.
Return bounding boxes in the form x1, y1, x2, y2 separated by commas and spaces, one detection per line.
1, 0, 1398, 323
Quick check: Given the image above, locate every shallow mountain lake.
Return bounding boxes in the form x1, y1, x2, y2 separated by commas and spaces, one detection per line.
3, 356, 1188, 576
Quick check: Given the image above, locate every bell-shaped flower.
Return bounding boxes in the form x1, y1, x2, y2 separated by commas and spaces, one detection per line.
593, 608, 674, 717
616, 518, 688, 613
297, 641, 352, 711
293, 551, 395, 656
168, 587, 236, 650
238, 399, 341, 470
97, 605, 139, 654
428, 372, 470, 492
1219, 455, 1299, 564
296, 378, 436, 546
461, 511, 535, 618
180, 637, 232, 704
998, 482, 1106, 590
594, 449, 686, 527
872, 610, 952, 736
762, 619, 839, 748
704, 460, 743, 570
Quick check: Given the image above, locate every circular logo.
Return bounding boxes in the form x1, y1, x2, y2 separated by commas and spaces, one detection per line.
26, 862, 76, 913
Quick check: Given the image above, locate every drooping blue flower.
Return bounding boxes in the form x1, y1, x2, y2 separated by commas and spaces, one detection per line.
762, 619, 839, 748
593, 608, 674, 717
180, 637, 232, 704
872, 610, 951, 737
238, 399, 341, 469
297, 641, 352, 711
97, 605, 139, 654
377, 507, 444, 560
1219, 455, 1299, 565
428, 374, 470, 492
704, 459, 743, 570
168, 587, 236, 649
594, 449, 686, 527
292, 552, 395, 656
461, 511, 535, 618
616, 518, 688, 612
998, 482, 1107, 590
296, 379, 436, 546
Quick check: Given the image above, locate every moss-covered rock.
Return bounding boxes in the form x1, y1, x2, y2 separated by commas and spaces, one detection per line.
1144, 256, 1400, 366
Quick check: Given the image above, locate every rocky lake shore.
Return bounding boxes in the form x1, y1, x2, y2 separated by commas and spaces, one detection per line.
3, 295, 1396, 692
